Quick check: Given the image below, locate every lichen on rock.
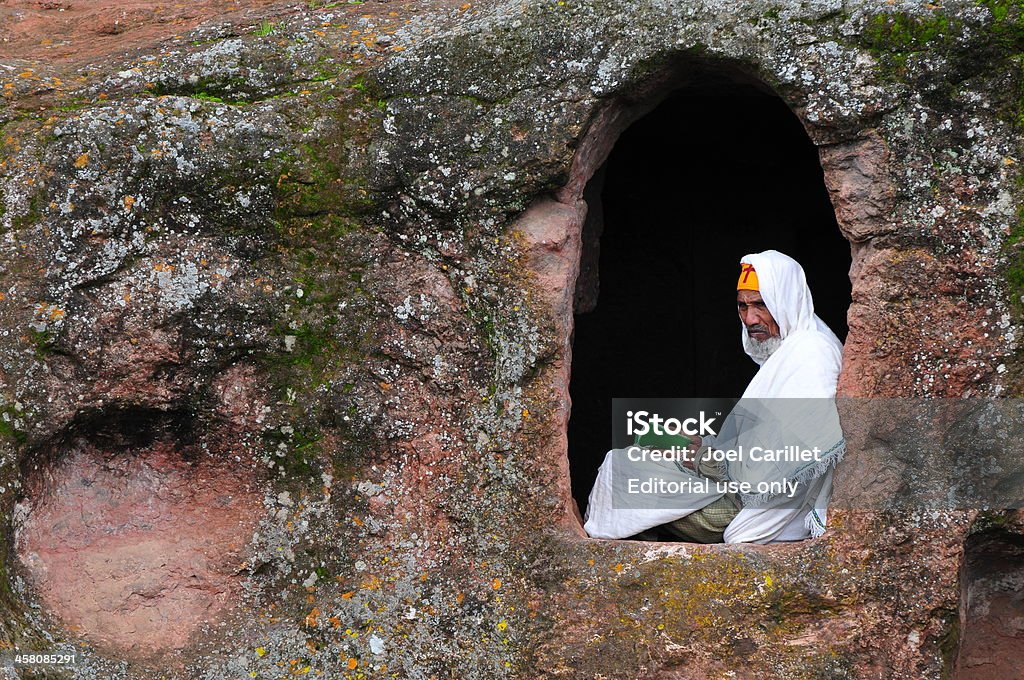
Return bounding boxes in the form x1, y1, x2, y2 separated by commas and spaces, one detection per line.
0, 0, 1022, 678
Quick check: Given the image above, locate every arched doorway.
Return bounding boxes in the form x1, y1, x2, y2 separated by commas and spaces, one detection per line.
568, 78, 852, 516
955, 526, 1024, 678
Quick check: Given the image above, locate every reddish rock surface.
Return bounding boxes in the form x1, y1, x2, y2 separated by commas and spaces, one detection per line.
16, 439, 262, 657
0, 0, 485, 65
0, 0, 293, 62
819, 131, 896, 245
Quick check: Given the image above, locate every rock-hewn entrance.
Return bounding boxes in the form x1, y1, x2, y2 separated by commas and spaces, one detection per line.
566, 76, 851, 516
955, 526, 1024, 679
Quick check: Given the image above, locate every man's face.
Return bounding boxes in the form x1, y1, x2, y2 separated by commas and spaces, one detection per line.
736, 289, 780, 342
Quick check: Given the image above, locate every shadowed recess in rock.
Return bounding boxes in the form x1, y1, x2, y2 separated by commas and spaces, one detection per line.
569, 83, 851, 515
955, 526, 1024, 679
14, 410, 263, 658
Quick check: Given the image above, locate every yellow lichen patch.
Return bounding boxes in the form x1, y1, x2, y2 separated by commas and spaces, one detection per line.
640, 552, 794, 639
74, 153, 89, 169
492, 578, 502, 590
34, 302, 65, 322
304, 607, 320, 628
123, 195, 135, 211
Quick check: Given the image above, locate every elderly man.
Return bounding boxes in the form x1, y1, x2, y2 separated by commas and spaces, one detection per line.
584, 250, 844, 544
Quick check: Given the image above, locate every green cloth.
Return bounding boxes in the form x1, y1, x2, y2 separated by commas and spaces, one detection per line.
634, 431, 691, 450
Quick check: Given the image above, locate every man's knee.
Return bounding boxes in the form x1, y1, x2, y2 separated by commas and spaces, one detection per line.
723, 509, 800, 544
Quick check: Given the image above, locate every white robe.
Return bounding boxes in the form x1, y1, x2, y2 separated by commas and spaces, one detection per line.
584, 250, 844, 543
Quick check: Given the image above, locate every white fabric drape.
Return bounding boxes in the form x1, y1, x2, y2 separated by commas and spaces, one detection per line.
583, 250, 844, 543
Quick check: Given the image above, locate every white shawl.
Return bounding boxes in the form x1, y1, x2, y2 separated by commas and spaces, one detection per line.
729, 251, 844, 489
583, 250, 844, 541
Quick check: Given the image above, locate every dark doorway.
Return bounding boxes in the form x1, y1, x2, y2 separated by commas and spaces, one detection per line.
569, 82, 851, 516
955, 528, 1024, 679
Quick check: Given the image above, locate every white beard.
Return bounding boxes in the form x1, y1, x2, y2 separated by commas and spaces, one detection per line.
743, 334, 783, 364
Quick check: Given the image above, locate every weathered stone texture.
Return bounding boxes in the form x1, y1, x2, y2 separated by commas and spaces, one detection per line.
0, 0, 1022, 678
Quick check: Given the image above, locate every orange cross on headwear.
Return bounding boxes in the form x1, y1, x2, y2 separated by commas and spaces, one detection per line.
737, 263, 759, 291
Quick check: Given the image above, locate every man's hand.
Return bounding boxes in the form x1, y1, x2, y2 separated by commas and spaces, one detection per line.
680, 435, 702, 470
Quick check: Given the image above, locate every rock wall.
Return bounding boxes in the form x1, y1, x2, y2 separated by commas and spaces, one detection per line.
0, 0, 1022, 678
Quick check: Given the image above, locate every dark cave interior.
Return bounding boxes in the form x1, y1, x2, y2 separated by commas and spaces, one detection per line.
955, 528, 1024, 679
568, 81, 852, 515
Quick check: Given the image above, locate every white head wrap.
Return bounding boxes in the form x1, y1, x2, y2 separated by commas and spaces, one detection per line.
723, 250, 845, 540
739, 250, 840, 367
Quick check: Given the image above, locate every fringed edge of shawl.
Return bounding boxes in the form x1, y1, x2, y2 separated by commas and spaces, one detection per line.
804, 508, 828, 538
737, 439, 845, 507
